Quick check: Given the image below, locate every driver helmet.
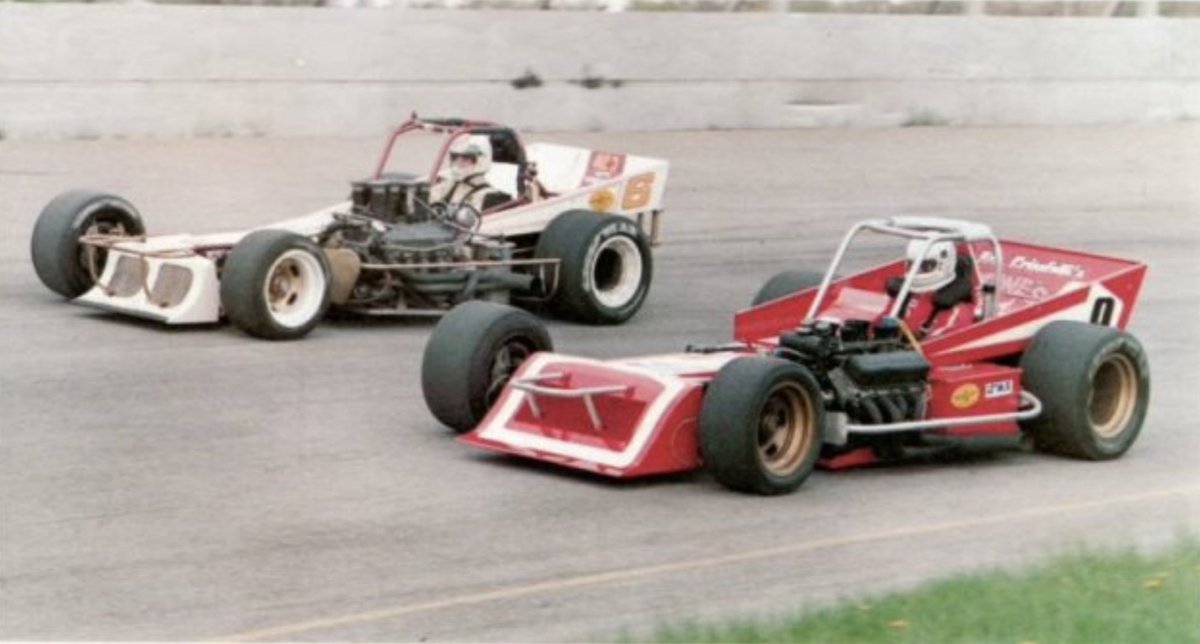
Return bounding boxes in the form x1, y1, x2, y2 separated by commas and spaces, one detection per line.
447, 135, 492, 180
905, 239, 957, 293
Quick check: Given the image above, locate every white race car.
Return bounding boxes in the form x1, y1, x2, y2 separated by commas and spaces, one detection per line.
30, 116, 669, 339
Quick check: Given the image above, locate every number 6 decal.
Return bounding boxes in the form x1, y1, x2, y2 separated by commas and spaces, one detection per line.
621, 173, 655, 210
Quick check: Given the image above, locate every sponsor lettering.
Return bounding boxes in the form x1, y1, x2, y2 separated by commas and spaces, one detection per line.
999, 274, 1050, 302
1009, 255, 1087, 280
985, 379, 1014, 399
976, 251, 1087, 281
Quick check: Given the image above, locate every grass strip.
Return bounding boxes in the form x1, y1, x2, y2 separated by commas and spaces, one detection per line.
639, 537, 1200, 643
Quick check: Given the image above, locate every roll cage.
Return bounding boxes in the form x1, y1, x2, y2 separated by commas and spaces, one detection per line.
372, 115, 529, 197
804, 216, 1004, 326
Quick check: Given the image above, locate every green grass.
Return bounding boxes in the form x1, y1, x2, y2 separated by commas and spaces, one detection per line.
637, 538, 1200, 643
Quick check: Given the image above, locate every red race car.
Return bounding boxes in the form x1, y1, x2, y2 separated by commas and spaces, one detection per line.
421, 217, 1149, 495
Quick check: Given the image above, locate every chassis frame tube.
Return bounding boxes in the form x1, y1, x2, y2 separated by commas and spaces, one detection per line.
839, 390, 1041, 435
509, 372, 633, 431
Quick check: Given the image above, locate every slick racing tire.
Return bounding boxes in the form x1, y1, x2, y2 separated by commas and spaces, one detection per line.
750, 270, 826, 306
1019, 320, 1150, 460
535, 210, 652, 325
31, 190, 146, 298
700, 357, 825, 495
220, 230, 332, 340
422, 301, 553, 434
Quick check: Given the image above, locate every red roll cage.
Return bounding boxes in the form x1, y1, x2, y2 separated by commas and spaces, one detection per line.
372, 114, 518, 182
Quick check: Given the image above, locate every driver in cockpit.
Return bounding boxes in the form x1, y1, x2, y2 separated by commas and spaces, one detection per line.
430, 136, 511, 213
893, 240, 977, 338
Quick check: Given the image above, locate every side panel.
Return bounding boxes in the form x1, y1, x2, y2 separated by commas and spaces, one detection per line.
926, 363, 1023, 437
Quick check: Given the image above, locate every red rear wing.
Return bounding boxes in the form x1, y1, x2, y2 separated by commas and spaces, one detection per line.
734, 240, 1146, 365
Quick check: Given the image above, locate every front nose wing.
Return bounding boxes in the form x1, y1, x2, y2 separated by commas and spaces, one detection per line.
460, 353, 710, 478
76, 248, 222, 324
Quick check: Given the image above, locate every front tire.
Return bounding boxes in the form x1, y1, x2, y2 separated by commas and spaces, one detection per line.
1019, 321, 1150, 460
220, 230, 331, 340
421, 301, 553, 433
535, 210, 652, 325
31, 190, 146, 298
700, 357, 825, 495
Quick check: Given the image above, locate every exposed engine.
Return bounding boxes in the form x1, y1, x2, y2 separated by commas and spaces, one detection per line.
774, 318, 929, 427
828, 352, 929, 425
319, 175, 537, 312
350, 173, 432, 224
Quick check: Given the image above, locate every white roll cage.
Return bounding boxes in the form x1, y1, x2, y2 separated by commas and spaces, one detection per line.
803, 216, 1004, 325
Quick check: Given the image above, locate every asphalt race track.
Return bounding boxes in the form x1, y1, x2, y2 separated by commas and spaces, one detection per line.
2, 126, 1198, 641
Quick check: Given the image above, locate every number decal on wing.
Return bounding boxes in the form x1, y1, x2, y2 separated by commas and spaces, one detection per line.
621, 173, 655, 210
1086, 284, 1124, 328
1090, 296, 1117, 327
584, 152, 626, 183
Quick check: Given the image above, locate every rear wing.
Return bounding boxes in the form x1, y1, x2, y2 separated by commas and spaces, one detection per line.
477, 143, 670, 240
734, 238, 1146, 363
976, 240, 1145, 320
525, 143, 669, 215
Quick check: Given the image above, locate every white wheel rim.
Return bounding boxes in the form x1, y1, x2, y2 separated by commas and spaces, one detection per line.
263, 249, 325, 328
590, 235, 643, 309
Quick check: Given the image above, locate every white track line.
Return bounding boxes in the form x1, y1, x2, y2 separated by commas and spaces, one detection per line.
216, 484, 1200, 642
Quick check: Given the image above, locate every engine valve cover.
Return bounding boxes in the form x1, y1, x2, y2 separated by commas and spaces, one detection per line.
350, 174, 431, 223
844, 351, 931, 387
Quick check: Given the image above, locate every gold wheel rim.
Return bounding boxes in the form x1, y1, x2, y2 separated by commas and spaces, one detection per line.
1089, 353, 1138, 439
757, 382, 816, 476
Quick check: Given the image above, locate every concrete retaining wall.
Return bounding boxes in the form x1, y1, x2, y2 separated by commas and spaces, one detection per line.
1, 4, 1197, 138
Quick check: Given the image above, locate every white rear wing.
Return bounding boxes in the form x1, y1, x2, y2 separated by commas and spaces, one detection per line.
525, 143, 669, 214
474, 142, 669, 239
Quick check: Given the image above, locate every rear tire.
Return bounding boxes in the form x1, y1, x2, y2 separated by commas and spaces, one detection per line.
535, 210, 652, 325
700, 357, 825, 495
31, 190, 146, 298
751, 270, 826, 306
422, 302, 553, 433
1019, 321, 1150, 460
220, 230, 331, 340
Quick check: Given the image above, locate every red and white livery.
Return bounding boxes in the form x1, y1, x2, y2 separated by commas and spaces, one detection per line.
422, 217, 1149, 494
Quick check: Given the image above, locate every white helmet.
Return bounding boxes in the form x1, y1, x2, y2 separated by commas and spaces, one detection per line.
905, 239, 957, 293
447, 135, 492, 180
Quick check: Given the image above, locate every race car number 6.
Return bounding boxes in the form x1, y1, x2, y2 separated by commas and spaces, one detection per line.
621, 173, 655, 210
